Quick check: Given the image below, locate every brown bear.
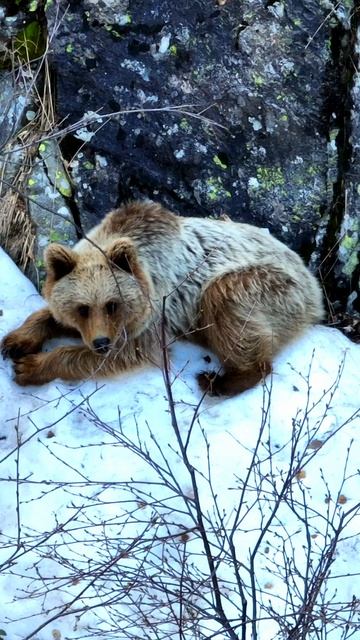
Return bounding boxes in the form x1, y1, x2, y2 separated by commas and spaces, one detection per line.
1, 201, 324, 394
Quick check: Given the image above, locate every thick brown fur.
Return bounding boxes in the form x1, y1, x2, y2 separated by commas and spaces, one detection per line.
1, 201, 324, 394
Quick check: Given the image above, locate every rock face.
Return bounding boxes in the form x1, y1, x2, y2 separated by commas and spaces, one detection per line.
0, 0, 359, 312
47, 0, 334, 253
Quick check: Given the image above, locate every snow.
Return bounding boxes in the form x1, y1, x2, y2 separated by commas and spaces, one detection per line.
0, 246, 359, 640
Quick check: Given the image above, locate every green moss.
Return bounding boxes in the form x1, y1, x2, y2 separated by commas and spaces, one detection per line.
205, 177, 231, 202
28, 178, 36, 186
307, 165, 319, 177
252, 73, 264, 87
279, 114, 288, 122
256, 166, 285, 189
213, 155, 228, 170
83, 160, 94, 170
39, 142, 47, 152
55, 170, 72, 197
65, 43, 73, 54
29, 0, 38, 11
342, 235, 354, 250
15, 20, 46, 60
340, 234, 359, 277
243, 11, 254, 21
291, 203, 303, 217
169, 44, 177, 55
180, 118, 190, 131
49, 230, 63, 242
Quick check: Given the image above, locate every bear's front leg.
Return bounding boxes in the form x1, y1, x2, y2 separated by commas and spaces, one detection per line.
1, 308, 78, 360
12, 346, 114, 386
11, 335, 157, 386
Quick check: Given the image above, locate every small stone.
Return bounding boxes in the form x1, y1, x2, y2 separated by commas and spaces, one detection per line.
307, 439, 323, 450
25, 110, 36, 121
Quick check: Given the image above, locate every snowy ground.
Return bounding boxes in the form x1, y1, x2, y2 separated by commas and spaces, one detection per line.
0, 246, 359, 640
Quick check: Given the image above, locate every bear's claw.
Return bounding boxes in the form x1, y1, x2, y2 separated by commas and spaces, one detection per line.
2, 344, 26, 360
1, 334, 41, 361
197, 371, 219, 396
12, 354, 41, 386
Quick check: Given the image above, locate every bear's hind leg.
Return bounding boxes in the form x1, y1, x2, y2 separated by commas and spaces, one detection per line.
197, 362, 272, 396
196, 269, 280, 396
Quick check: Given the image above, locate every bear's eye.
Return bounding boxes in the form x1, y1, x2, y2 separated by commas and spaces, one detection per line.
78, 305, 90, 318
105, 301, 118, 315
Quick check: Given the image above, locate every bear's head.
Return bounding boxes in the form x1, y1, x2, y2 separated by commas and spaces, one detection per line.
43, 238, 153, 353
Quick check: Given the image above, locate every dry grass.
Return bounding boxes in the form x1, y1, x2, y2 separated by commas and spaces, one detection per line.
0, 26, 55, 274
0, 188, 35, 270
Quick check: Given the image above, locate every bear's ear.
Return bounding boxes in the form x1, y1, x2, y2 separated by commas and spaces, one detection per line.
107, 238, 137, 274
44, 244, 77, 281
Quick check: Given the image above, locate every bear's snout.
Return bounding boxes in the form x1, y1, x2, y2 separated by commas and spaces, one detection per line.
92, 337, 111, 353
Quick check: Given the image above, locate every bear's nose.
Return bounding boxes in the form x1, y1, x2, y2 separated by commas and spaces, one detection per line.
93, 337, 111, 353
